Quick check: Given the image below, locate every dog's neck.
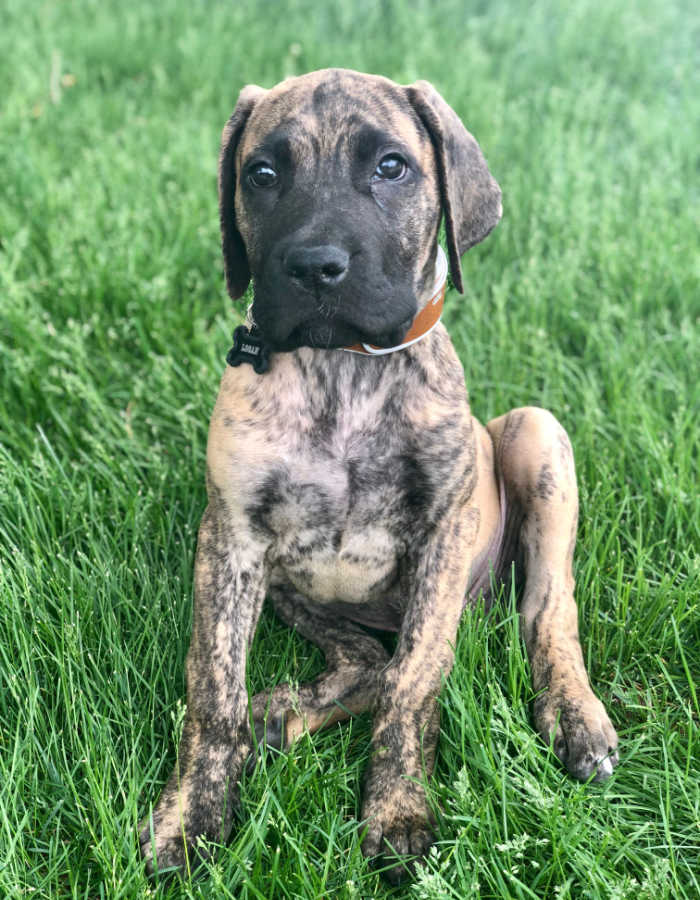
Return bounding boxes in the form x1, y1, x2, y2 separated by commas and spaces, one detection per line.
343, 245, 448, 357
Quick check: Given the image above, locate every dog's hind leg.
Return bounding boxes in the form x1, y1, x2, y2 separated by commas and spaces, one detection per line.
487, 406, 619, 781
251, 585, 391, 749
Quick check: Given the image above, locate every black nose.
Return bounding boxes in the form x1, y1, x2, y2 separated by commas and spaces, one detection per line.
284, 245, 350, 290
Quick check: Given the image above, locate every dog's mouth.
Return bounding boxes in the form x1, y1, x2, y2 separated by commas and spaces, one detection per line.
260, 316, 414, 352
248, 259, 422, 354
250, 293, 416, 351
249, 268, 421, 353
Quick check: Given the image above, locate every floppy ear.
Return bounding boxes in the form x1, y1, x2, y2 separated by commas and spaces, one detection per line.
406, 80, 502, 293
218, 84, 267, 300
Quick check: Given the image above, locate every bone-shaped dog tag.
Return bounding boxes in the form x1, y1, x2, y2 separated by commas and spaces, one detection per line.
226, 325, 271, 374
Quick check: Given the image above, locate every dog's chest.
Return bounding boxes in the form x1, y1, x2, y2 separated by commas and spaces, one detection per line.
249, 411, 428, 604
210, 345, 471, 607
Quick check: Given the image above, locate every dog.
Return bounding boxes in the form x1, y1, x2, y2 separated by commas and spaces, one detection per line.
140, 68, 619, 883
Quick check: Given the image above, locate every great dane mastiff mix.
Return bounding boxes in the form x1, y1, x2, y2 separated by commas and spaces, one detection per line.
140, 68, 619, 882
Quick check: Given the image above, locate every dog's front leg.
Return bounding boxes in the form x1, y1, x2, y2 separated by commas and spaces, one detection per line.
140, 499, 268, 875
361, 503, 477, 884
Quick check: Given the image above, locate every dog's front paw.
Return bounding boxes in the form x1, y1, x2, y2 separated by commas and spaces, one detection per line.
139, 765, 241, 877
139, 789, 216, 877
139, 802, 193, 876
361, 776, 436, 885
534, 688, 619, 782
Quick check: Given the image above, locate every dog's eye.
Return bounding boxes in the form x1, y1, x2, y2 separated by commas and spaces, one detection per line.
373, 154, 407, 181
248, 164, 278, 188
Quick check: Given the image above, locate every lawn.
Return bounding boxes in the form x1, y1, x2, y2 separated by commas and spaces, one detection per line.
0, 0, 698, 897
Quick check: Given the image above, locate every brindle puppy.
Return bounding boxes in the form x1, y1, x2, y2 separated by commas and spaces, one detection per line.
140, 68, 619, 883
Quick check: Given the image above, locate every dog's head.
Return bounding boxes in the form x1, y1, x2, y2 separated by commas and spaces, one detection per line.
219, 68, 501, 351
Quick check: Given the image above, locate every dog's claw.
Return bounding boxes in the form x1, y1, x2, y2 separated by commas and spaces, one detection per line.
593, 753, 616, 781
363, 820, 435, 885
246, 713, 286, 773
253, 712, 285, 751
361, 772, 436, 885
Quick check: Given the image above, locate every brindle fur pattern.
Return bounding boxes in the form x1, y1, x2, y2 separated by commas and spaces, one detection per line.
140, 69, 618, 883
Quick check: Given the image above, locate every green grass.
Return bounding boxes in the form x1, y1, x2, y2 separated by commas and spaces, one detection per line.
1, 0, 698, 896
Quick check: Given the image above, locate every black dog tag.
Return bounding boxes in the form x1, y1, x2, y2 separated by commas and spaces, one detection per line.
226, 325, 271, 374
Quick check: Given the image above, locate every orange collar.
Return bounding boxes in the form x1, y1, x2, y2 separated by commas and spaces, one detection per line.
344, 246, 448, 356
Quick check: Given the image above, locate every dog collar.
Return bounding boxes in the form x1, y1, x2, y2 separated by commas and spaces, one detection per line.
343, 245, 448, 356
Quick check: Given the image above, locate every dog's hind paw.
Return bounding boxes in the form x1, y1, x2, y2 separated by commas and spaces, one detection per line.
534, 688, 619, 782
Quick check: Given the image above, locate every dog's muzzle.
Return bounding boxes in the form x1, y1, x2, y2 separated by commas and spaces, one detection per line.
250, 245, 447, 354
